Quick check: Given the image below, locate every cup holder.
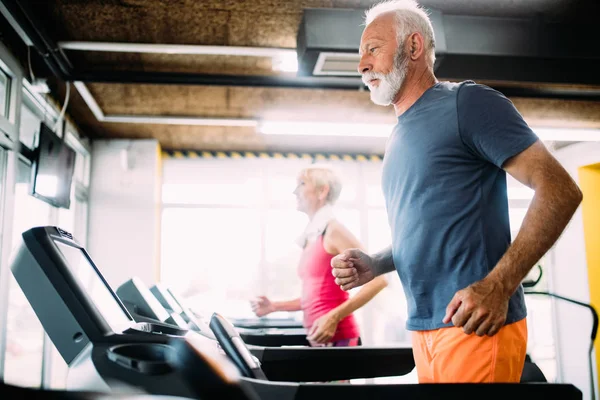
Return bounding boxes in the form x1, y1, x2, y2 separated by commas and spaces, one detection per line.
107, 343, 176, 375
130, 322, 188, 337
148, 323, 188, 336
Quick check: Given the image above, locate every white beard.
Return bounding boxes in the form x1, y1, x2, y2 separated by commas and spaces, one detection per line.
363, 49, 409, 106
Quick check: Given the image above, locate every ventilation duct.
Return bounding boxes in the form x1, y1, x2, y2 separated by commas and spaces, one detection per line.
296, 8, 600, 85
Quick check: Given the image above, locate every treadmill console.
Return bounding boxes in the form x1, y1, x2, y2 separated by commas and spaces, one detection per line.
9, 226, 186, 365
117, 277, 189, 329
155, 285, 216, 340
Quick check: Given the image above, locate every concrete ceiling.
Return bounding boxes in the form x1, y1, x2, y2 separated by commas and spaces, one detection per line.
1, 0, 598, 153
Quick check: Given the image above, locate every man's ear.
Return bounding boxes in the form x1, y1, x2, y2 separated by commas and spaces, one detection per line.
408, 32, 425, 60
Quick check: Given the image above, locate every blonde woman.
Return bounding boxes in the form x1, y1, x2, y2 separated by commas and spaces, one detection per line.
252, 164, 387, 347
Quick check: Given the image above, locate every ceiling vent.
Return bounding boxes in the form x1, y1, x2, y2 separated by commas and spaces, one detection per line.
312, 52, 360, 76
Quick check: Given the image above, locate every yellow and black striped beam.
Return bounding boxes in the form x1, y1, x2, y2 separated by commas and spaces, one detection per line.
162, 150, 383, 162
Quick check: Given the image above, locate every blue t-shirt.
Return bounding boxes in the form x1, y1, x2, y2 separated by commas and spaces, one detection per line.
381, 80, 538, 331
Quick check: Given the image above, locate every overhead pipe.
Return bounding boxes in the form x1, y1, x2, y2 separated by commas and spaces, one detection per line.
70, 69, 600, 101
12, 0, 73, 77
0, 0, 69, 80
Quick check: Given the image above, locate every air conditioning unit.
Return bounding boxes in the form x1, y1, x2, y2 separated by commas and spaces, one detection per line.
295, 7, 599, 85
296, 8, 445, 77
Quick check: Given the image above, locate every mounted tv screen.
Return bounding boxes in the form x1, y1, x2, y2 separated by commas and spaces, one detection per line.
30, 122, 76, 209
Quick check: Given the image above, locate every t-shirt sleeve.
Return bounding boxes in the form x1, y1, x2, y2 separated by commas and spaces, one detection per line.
457, 82, 539, 168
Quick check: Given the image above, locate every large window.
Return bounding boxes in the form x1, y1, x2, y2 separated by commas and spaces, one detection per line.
161, 207, 262, 318
0, 78, 91, 389
161, 156, 409, 344
3, 159, 50, 388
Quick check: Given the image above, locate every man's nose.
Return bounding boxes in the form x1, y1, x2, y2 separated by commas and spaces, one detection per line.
358, 55, 371, 74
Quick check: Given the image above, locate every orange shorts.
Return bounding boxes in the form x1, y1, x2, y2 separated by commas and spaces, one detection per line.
411, 318, 528, 383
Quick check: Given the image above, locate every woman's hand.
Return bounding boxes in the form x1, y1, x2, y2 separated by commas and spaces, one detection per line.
250, 296, 275, 317
307, 311, 340, 344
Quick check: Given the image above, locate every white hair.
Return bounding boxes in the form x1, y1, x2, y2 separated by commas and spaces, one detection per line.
365, 0, 436, 67
300, 163, 343, 205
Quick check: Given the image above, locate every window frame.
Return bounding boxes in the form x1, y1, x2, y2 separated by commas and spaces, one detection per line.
0, 42, 22, 146
0, 49, 90, 387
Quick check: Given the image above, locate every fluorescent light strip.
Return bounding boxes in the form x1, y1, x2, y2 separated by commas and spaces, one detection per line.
73, 81, 105, 120
61, 42, 300, 72
103, 115, 257, 127
59, 41, 296, 58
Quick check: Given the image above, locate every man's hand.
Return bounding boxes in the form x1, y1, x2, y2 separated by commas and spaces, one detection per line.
250, 296, 275, 317
331, 249, 375, 291
442, 277, 510, 336
307, 311, 340, 344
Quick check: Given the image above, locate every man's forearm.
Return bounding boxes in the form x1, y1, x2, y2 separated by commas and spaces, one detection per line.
487, 181, 582, 296
273, 298, 302, 312
371, 245, 396, 276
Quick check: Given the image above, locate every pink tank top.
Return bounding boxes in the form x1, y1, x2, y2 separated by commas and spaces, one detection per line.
298, 232, 360, 342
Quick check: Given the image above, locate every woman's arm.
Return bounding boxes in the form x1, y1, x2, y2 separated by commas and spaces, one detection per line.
272, 298, 302, 312
251, 296, 301, 317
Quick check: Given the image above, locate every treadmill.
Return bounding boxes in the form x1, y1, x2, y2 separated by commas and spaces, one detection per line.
116, 279, 414, 381
181, 312, 583, 400
10, 226, 573, 400
9, 226, 419, 384
121, 278, 421, 381
9, 226, 255, 400
150, 282, 310, 347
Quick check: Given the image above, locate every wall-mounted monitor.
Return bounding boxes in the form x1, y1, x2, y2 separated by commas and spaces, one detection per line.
30, 122, 76, 209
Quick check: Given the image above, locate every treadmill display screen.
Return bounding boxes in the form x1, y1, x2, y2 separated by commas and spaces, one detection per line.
54, 240, 132, 332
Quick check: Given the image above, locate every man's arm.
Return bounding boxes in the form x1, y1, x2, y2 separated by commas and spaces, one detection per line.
324, 220, 389, 321
444, 140, 583, 336
488, 140, 582, 296
371, 245, 396, 276
330, 244, 395, 291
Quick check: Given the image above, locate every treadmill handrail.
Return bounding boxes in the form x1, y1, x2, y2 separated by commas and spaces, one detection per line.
249, 345, 414, 382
